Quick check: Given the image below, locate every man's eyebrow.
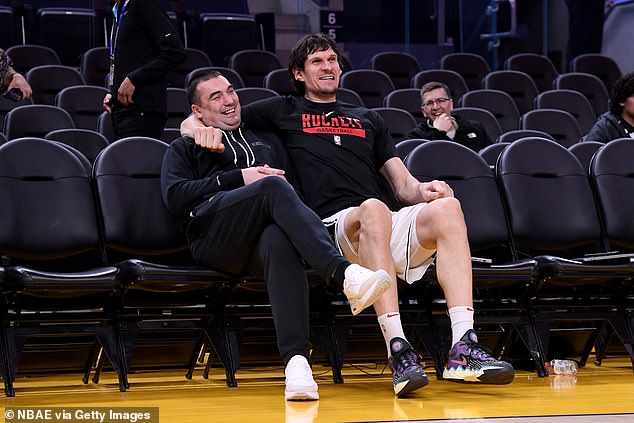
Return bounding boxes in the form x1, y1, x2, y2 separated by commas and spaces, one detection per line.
207, 85, 233, 99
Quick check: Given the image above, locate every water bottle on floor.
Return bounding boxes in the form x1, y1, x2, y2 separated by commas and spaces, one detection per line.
546, 359, 577, 375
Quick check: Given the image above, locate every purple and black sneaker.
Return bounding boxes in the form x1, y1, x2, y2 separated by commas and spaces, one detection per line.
443, 329, 515, 384
388, 337, 429, 397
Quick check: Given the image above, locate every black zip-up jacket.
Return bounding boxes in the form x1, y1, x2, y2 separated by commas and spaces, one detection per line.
406, 114, 492, 152
110, 0, 185, 115
160, 128, 290, 223
585, 112, 634, 142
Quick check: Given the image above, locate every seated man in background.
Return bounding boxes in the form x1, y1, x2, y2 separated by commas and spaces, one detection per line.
407, 81, 491, 152
182, 34, 515, 397
161, 70, 391, 401
585, 72, 634, 142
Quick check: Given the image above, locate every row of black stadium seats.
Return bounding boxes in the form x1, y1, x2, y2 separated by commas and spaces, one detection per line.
0, 2, 259, 67
402, 137, 634, 378
396, 136, 618, 177
5, 42, 619, 112
2, 135, 634, 397
1, 45, 615, 146
0, 97, 598, 166
375, 102, 594, 147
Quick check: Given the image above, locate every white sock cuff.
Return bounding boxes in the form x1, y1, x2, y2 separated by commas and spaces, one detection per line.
448, 305, 474, 317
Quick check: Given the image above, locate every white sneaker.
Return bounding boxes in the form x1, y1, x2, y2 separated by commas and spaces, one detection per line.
285, 355, 319, 401
343, 264, 392, 316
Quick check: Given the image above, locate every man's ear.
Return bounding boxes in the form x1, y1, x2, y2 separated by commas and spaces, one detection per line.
191, 103, 202, 119
293, 67, 305, 82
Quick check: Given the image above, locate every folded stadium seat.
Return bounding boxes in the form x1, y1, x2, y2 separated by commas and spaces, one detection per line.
411, 69, 469, 104
228, 49, 282, 88
167, 48, 212, 89
96, 111, 114, 143
0, 6, 16, 48
478, 142, 510, 169
165, 87, 190, 129
0, 137, 125, 397
570, 53, 622, 94
440, 52, 491, 91
0, 90, 33, 134
5, 44, 61, 75
160, 127, 181, 144
4, 104, 75, 140
395, 138, 428, 161
337, 87, 364, 107
553, 72, 610, 118
234, 87, 278, 106
384, 88, 425, 123
184, 66, 245, 90
459, 89, 520, 133
55, 85, 110, 131
80, 47, 110, 87
482, 70, 539, 115
590, 138, 634, 369
92, 136, 241, 388
497, 137, 634, 369
372, 107, 418, 143
568, 141, 604, 174
496, 129, 555, 143
34, 7, 97, 67
196, 13, 262, 66
340, 69, 395, 109
263, 68, 295, 96
504, 53, 559, 93
45, 128, 109, 163
520, 109, 583, 148
534, 89, 597, 134
452, 106, 503, 141
370, 51, 422, 90
26, 64, 86, 105
404, 140, 543, 377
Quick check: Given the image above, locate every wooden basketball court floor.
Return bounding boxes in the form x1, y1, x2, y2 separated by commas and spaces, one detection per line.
3, 356, 633, 422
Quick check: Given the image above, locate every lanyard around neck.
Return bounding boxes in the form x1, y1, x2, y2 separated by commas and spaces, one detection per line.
110, 0, 130, 60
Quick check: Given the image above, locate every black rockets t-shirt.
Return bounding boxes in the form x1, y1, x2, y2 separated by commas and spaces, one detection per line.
243, 96, 397, 218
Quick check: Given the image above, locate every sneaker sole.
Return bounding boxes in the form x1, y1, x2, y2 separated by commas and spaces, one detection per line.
285, 389, 319, 401
443, 366, 515, 385
348, 270, 391, 316
394, 373, 429, 397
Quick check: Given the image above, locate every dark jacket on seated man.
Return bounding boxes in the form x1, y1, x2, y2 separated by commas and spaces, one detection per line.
407, 114, 491, 152
585, 112, 634, 142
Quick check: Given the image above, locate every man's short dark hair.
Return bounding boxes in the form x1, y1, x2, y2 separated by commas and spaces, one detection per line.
610, 72, 634, 115
186, 70, 222, 106
419, 81, 452, 102
288, 33, 343, 96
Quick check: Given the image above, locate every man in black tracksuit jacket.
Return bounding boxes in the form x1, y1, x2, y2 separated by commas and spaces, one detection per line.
406, 81, 492, 152
160, 70, 391, 401
585, 72, 634, 142
103, 0, 186, 140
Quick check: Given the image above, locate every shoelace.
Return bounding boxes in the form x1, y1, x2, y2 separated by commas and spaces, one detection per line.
288, 361, 313, 381
464, 342, 496, 361
392, 348, 420, 376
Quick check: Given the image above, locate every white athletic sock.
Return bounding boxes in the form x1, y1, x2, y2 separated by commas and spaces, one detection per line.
378, 312, 407, 357
448, 306, 474, 345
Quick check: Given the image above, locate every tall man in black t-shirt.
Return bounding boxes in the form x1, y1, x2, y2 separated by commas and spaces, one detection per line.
182, 34, 515, 397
